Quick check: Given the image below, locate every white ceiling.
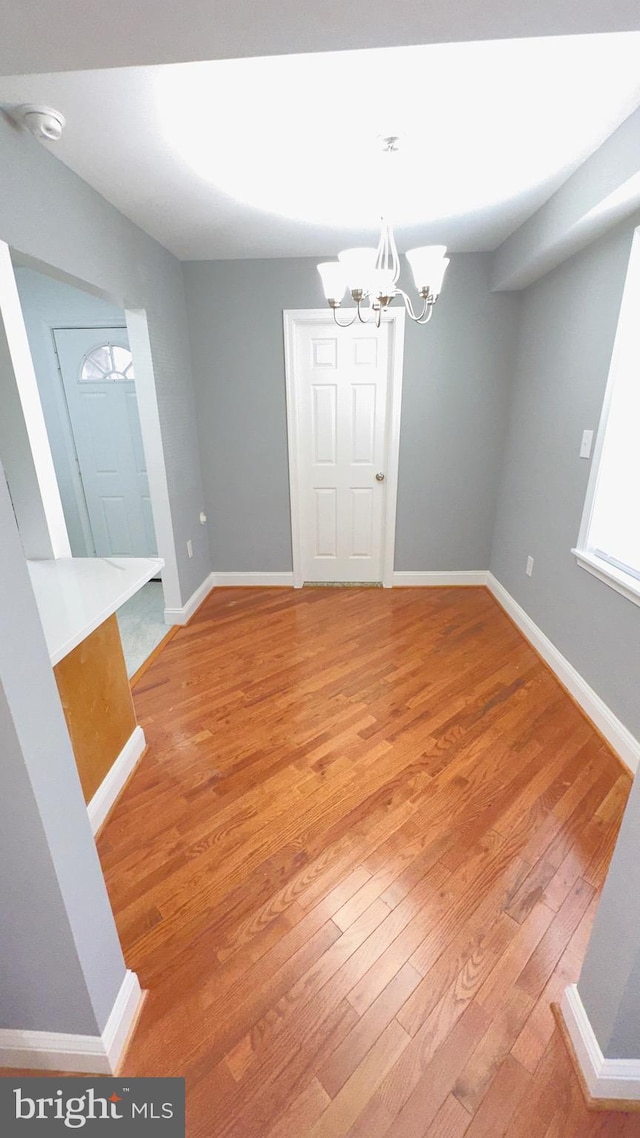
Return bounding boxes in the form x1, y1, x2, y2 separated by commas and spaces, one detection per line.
2, 33, 640, 261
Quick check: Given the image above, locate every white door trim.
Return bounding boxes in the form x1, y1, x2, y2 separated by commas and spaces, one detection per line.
283, 308, 405, 589
0, 242, 71, 556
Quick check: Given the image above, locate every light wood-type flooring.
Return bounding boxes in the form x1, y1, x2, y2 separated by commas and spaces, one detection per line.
9, 587, 640, 1135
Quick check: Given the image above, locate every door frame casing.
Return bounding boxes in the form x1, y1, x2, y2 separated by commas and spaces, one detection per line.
283, 307, 406, 589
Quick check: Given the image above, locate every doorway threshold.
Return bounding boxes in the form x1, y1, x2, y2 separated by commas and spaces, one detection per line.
303, 581, 383, 588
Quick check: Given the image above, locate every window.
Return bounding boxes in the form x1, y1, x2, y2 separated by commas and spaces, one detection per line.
574, 227, 640, 607
80, 343, 134, 382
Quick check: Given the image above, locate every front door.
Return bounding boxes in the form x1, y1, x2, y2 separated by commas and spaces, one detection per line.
53, 326, 157, 557
289, 315, 396, 583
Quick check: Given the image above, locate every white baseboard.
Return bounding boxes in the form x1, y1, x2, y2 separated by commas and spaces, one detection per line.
102, 970, 144, 1073
164, 571, 215, 625
561, 985, 640, 1101
194, 570, 483, 590
213, 571, 294, 587
487, 573, 640, 774
164, 570, 294, 624
393, 570, 489, 587
87, 725, 146, 835
0, 970, 143, 1074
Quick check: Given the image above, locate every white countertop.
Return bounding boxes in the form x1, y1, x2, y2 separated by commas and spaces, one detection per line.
28, 556, 164, 665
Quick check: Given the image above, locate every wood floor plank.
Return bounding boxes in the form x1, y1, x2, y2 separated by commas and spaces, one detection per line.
375, 1001, 491, 1136
510, 945, 582, 1075
463, 1054, 531, 1138
343, 861, 453, 1017
427, 1093, 475, 1138
310, 1020, 410, 1138
515, 877, 594, 1000
11, 586, 630, 1138
225, 898, 393, 1085
398, 867, 550, 1038
318, 962, 422, 1097
505, 1031, 584, 1138
453, 986, 534, 1114
378, 915, 519, 1118
332, 866, 406, 932
264, 1078, 331, 1138
216, 998, 360, 1138
344, 1097, 396, 1138
483, 899, 556, 990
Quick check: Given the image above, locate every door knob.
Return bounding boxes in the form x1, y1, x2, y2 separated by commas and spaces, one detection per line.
375, 472, 385, 482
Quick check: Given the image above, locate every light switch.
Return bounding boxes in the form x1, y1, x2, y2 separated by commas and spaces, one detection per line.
580, 429, 594, 459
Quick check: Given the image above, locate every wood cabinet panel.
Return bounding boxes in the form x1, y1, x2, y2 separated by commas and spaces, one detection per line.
54, 613, 136, 802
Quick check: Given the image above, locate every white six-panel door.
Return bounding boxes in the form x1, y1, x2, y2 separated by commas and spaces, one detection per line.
285, 311, 405, 585
53, 326, 157, 557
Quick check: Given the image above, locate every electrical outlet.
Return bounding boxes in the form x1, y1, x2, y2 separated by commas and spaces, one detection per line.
526, 555, 534, 577
580, 429, 594, 459
187, 539, 193, 559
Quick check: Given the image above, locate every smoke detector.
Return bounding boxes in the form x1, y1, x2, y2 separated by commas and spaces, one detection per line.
16, 104, 66, 142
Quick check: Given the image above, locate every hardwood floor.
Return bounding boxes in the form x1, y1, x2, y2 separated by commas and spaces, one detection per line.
6, 586, 639, 1135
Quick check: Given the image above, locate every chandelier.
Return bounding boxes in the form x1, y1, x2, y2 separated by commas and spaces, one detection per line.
317, 137, 449, 328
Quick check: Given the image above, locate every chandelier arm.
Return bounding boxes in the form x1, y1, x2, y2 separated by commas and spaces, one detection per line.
388, 224, 400, 285
375, 231, 383, 267
412, 303, 434, 325
375, 219, 401, 285
356, 298, 372, 324
331, 307, 358, 328
396, 288, 434, 324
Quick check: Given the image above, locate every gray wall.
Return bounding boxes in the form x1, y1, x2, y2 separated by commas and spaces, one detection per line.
0, 464, 126, 1034
0, 113, 210, 602
14, 266, 125, 557
184, 255, 520, 573
490, 212, 640, 739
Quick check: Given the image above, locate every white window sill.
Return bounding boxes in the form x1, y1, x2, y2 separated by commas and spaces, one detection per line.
572, 548, 640, 609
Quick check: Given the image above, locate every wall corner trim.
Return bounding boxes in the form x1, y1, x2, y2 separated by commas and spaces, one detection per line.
486, 573, 640, 774
393, 571, 489, 587
0, 970, 143, 1073
164, 572, 215, 625
87, 725, 146, 836
560, 985, 640, 1102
